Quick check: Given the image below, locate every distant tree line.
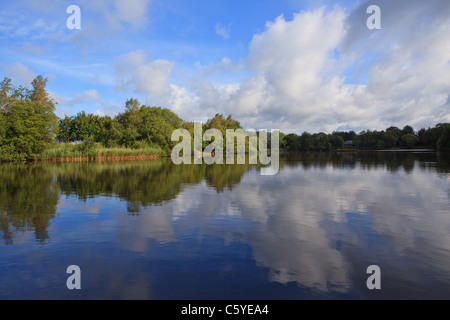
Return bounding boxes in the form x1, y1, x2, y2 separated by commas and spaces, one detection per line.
282, 132, 346, 151
281, 124, 450, 151
1, 76, 449, 161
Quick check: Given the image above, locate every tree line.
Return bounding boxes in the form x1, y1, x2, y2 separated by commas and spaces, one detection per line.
281, 123, 450, 152
1, 75, 449, 161
57, 98, 185, 151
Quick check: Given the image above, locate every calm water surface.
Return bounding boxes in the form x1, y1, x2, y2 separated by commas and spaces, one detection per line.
0, 151, 449, 299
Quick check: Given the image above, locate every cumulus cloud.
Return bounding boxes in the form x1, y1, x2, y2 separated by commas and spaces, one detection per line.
133, 60, 174, 96
167, 7, 352, 131
156, 2, 450, 133
115, 51, 174, 97
101, 2, 450, 133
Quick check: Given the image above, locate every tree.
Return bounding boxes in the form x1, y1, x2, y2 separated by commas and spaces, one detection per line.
300, 132, 313, 151
329, 134, 344, 149
71, 111, 94, 142
279, 132, 287, 149
284, 133, 301, 151
383, 131, 398, 149
203, 114, 243, 152
437, 125, 450, 150
399, 134, 419, 148
57, 115, 74, 143
204, 114, 241, 133
96, 115, 114, 147
420, 124, 449, 148
0, 76, 58, 160
332, 130, 356, 142
115, 99, 143, 147
417, 128, 426, 145
402, 125, 415, 136
139, 105, 184, 150
313, 133, 330, 150
386, 127, 402, 144
0, 77, 13, 111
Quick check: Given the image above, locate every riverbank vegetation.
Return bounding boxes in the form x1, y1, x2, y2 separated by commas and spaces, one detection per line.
1, 76, 449, 162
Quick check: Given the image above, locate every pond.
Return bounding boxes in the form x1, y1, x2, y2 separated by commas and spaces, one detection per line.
0, 151, 449, 299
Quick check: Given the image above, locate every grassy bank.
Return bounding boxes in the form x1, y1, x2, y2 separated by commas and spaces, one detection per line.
38, 143, 167, 162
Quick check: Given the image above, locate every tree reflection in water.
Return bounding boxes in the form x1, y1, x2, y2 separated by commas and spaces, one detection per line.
0, 151, 448, 245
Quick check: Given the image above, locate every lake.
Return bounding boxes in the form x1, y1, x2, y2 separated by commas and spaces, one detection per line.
0, 151, 449, 300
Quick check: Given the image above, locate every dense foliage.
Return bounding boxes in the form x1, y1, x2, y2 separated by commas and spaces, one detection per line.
57, 98, 184, 151
0, 76, 58, 160
281, 124, 450, 152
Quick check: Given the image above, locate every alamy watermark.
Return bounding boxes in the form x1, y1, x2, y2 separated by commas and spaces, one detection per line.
66, 265, 81, 290
366, 265, 381, 290
66, 4, 380, 31
367, 5, 381, 30
66, 5, 81, 30
170, 122, 279, 176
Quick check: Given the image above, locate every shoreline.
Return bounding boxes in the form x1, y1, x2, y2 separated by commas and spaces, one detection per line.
40, 153, 164, 162
1, 148, 445, 164
0, 153, 165, 163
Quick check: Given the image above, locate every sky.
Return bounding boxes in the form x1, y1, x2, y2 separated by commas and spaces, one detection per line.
1, 0, 449, 134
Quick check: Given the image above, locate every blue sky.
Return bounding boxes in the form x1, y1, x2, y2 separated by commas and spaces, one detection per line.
1, 0, 449, 133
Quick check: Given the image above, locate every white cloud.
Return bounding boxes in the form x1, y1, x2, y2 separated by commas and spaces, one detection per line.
115, 0, 150, 29
75, 2, 450, 133
61, 89, 107, 115
168, 3, 450, 133
78, 0, 151, 30
115, 51, 174, 97
133, 60, 174, 96
75, 89, 101, 103
48, 91, 66, 105
215, 22, 231, 40
22, 42, 44, 56
64, 0, 151, 52
6, 62, 36, 85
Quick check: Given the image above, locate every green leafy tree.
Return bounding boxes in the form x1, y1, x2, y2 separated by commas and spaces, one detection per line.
329, 134, 344, 149
420, 124, 449, 148
284, 133, 301, 151
437, 125, 450, 150
399, 134, 419, 148
300, 132, 313, 151
0, 76, 58, 160
71, 111, 100, 142
96, 115, 114, 147
312, 133, 330, 150
402, 125, 415, 136
0, 77, 14, 110
203, 114, 243, 152
0, 111, 5, 146
115, 99, 143, 147
57, 115, 74, 143
139, 105, 183, 150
